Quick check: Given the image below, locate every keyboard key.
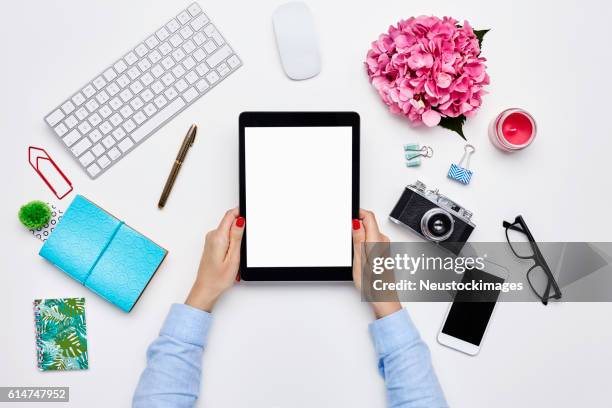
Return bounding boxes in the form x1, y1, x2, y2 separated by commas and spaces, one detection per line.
103, 68, 117, 81
203, 40, 216, 54
149, 50, 162, 64
79, 151, 95, 166
82, 84, 96, 98
93, 76, 106, 90
61, 101, 75, 114
99, 105, 113, 118
65, 115, 78, 129
175, 79, 188, 92
107, 82, 120, 96
119, 89, 133, 102
108, 147, 121, 160
183, 56, 196, 70
161, 56, 175, 70
206, 71, 220, 84
134, 111, 147, 124
218, 63, 230, 76
169, 34, 183, 47
92, 143, 105, 156
177, 11, 191, 25
78, 121, 92, 134
196, 78, 209, 92
88, 113, 102, 127
143, 103, 157, 116
118, 137, 135, 152
63, 129, 81, 146
100, 121, 113, 135
196, 63, 209, 76
138, 58, 152, 72
109, 97, 122, 110
156, 27, 170, 41
54, 123, 68, 137
130, 80, 144, 94
141, 72, 154, 86
72, 92, 86, 106
193, 48, 206, 62
75, 107, 88, 120
151, 64, 164, 78
151, 81, 164, 94
117, 74, 130, 88
123, 119, 136, 133
166, 18, 180, 33
86, 99, 99, 112
131, 98, 185, 142
146, 35, 159, 49
185, 70, 198, 84
193, 32, 206, 45
98, 155, 111, 168
190, 14, 208, 31
127, 66, 141, 80
135, 43, 148, 57
89, 129, 103, 143
112, 127, 127, 140
154, 95, 167, 108
87, 163, 101, 177
46, 109, 64, 126
96, 90, 109, 104
182, 40, 196, 54
188, 3, 202, 16
206, 26, 224, 46
164, 86, 178, 100
120, 105, 134, 118
141, 89, 154, 102
71, 137, 92, 156
159, 42, 172, 55
227, 55, 241, 69
161, 73, 175, 86
206, 45, 232, 68
172, 48, 186, 62
172, 65, 186, 78
183, 87, 198, 102
124, 52, 138, 65
102, 135, 116, 148
180, 26, 193, 40
110, 113, 123, 126
114, 60, 128, 73
131, 97, 144, 110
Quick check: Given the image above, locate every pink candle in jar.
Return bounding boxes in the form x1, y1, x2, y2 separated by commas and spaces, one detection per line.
489, 108, 537, 152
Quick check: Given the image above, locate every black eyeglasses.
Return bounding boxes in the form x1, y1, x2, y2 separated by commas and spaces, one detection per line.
503, 215, 562, 305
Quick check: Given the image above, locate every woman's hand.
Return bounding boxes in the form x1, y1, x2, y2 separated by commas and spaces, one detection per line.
352, 209, 402, 319
186, 208, 245, 312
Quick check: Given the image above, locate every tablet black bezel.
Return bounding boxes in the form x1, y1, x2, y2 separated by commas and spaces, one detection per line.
239, 112, 359, 281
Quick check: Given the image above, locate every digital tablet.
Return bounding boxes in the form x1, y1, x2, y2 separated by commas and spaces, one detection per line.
239, 112, 359, 281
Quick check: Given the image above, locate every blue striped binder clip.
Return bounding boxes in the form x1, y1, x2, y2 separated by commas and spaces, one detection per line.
448, 144, 475, 185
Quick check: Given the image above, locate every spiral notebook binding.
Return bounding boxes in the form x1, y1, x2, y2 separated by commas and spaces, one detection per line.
33, 300, 44, 370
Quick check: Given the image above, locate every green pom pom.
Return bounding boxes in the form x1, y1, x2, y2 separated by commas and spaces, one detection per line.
18, 201, 52, 229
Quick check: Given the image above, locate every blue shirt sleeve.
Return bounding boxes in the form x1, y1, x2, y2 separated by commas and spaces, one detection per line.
369, 309, 448, 408
133, 303, 212, 408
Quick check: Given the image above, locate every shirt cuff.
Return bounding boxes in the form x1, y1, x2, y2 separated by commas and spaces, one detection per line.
369, 308, 421, 356
160, 303, 213, 347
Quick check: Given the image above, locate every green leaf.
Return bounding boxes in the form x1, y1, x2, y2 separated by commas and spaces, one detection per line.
474, 29, 490, 50
438, 115, 467, 140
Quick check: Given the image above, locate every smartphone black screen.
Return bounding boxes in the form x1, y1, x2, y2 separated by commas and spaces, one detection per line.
441, 267, 504, 346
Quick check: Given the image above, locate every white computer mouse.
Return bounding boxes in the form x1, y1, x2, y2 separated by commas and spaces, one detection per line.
272, 2, 321, 80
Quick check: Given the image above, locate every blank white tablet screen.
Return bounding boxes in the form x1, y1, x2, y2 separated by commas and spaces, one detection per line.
245, 126, 352, 267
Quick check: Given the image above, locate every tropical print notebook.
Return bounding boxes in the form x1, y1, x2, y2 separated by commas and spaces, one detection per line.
33, 298, 88, 371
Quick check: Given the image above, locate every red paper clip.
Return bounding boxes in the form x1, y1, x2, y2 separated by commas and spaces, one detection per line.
28, 146, 74, 200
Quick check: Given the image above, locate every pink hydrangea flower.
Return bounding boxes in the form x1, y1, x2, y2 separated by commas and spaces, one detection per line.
365, 16, 490, 127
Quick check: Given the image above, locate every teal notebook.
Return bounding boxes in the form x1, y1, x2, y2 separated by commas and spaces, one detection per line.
39, 195, 167, 312
34, 298, 88, 371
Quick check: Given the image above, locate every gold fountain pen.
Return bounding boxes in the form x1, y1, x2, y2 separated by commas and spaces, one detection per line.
158, 124, 197, 209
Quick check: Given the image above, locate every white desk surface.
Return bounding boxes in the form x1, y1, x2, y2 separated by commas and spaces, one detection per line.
1, 0, 611, 407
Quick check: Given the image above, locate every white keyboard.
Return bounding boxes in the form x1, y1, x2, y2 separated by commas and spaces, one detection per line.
45, 2, 241, 179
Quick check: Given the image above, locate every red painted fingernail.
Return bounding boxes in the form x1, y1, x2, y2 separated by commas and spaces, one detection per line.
236, 216, 245, 227
235, 274, 241, 282
352, 219, 361, 230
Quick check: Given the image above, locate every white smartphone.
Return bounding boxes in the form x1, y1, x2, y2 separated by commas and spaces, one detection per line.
437, 261, 508, 355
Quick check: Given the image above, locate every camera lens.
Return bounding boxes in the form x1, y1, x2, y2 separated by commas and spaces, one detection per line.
420, 209, 454, 242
